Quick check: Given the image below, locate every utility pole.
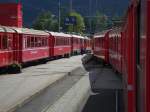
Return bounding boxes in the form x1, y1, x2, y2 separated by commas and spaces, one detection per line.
70, 0, 73, 12
58, 0, 61, 32
89, 0, 92, 34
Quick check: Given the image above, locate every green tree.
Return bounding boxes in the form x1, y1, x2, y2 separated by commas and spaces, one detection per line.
111, 15, 122, 27
84, 11, 108, 34
66, 12, 85, 34
32, 11, 58, 31
93, 11, 108, 32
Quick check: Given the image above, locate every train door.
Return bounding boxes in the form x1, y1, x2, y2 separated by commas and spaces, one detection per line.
49, 36, 53, 57
136, 0, 150, 112
1, 34, 9, 66
12, 32, 22, 64
136, 1, 143, 112
136, 1, 150, 112
7, 33, 13, 65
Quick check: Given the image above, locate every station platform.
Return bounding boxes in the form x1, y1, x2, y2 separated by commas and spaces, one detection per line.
40, 55, 123, 112
0, 56, 87, 112
0, 54, 123, 112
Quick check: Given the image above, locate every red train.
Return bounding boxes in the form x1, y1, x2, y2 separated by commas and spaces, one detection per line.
0, 26, 91, 72
92, 0, 150, 112
93, 30, 110, 64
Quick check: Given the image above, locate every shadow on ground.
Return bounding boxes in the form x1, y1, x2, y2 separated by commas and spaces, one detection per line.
81, 54, 124, 112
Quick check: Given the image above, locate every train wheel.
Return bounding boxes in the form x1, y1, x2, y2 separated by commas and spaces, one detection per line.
64, 53, 70, 58
8, 63, 22, 74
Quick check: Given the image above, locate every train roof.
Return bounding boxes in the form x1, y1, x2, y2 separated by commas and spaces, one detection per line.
94, 30, 110, 38
48, 32, 72, 38
0, 26, 88, 39
84, 36, 91, 40
71, 34, 84, 39
11, 27, 50, 36
109, 28, 122, 37
0, 26, 16, 33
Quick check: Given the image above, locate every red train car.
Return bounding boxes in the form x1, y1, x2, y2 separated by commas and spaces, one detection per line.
71, 35, 84, 54
121, 0, 150, 112
121, 1, 137, 112
109, 28, 122, 73
48, 32, 72, 57
93, 30, 110, 63
0, 26, 15, 67
136, 0, 150, 112
13, 28, 50, 63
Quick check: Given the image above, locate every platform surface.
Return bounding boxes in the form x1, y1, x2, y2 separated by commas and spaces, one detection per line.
0, 56, 83, 112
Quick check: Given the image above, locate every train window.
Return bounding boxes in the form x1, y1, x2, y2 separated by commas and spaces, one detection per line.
34, 37, 37, 47
65, 38, 67, 45
39, 37, 42, 47
65, 38, 66, 45
0, 36, 1, 49
63, 38, 65, 45
68, 38, 69, 45
24, 37, 27, 48
27, 37, 30, 48
42, 38, 44, 46
54, 38, 57, 45
68, 38, 70, 45
7, 36, 12, 50
61, 38, 63, 45
45, 38, 47, 46
55, 38, 57, 46
38, 38, 41, 47
44, 38, 46, 46
2, 35, 8, 49
57, 38, 59, 46
31, 37, 34, 47
58, 38, 61, 45
62, 38, 63, 45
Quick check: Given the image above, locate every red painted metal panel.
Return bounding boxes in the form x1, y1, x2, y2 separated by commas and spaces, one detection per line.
109, 28, 122, 73
146, 1, 150, 112
53, 46, 71, 56
0, 51, 13, 67
72, 37, 81, 53
0, 32, 14, 67
49, 34, 71, 57
0, 3, 22, 27
19, 34, 49, 63
22, 48, 49, 62
122, 4, 137, 112
93, 31, 109, 63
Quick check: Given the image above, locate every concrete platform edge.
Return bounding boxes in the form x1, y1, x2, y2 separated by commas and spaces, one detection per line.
45, 75, 91, 112
6, 67, 83, 112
